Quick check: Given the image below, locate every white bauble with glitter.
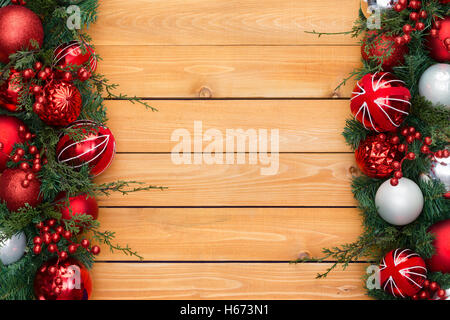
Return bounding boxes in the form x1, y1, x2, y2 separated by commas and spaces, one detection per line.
419, 64, 450, 109
375, 178, 424, 226
430, 155, 450, 193
0, 231, 26, 265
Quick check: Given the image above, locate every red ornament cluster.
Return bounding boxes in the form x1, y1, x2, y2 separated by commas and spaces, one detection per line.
33, 218, 101, 259
412, 279, 448, 300
393, 0, 428, 44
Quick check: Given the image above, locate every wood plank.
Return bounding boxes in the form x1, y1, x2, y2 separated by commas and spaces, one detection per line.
91, 263, 369, 300
90, 0, 360, 46
106, 100, 352, 153
96, 45, 360, 98
96, 208, 361, 261
95, 153, 358, 207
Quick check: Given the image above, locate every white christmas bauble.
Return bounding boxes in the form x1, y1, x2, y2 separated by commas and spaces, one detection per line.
430, 156, 450, 192
362, 0, 397, 18
419, 63, 450, 109
375, 178, 424, 226
0, 231, 26, 265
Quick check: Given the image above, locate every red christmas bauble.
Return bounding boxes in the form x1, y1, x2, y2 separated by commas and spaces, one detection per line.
361, 32, 409, 70
351, 72, 411, 132
56, 120, 116, 176
34, 258, 92, 300
54, 41, 97, 73
426, 17, 450, 62
0, 115, 28, 172
355, 133, 403, 179
0, 168, 42, 211
55, 193, 99, 221
380, 249, 427, 298
0, 69, 22, 112
34, 81, 82, 126
427, 219, 450, 274
0, 5, 44, 64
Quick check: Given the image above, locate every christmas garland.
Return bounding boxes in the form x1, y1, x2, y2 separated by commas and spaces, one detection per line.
306, 0, 450, 300
0, 0, 162, 300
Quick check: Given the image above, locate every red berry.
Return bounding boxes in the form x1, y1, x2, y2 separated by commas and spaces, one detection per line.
20, 162, 30, 171
429, 281, 440, 292
416, 22, 425, 31
412, 294, 419, 300
21, 179, 30, 188
22, 68, 34, 79
407, 152, 416, 160
37, 71, 47, 80
401, 128, 409, 136
29, 145, 38, 154
434, 21, 442, 30
436, 150, 444, 158
414, 132, 422, 140
394, 4, 403, 12
437, 289, 447, 298
423, 280, 430, 288
394, 171, 403, 179
33, 236, 42, 245
43, 233, 51, 244
62, 230, 72, 240
47, 219, 57, 227
32, 163, 42, 172
36, 221, 44, 229
34, 61, 43, 71
48, 244, 57, 253
394, 36, 405, 45
91, 245, 101, 255
42, 226, 50, 233
68, 244, 77, 254
410, 12, 419, 21
33, 244, 42, 255
31, 85, 42, 95
406, 136, 414, 144
420, 145, 429, 154
419, 290, 429, 300
26, 173, 35, 181
59, 251, 68, 261
81, 239, 90, 249
48, 266, 57, 275
403, 34, 412, 43
391, 136, 400, 145
390, 178, 399, 186
419, 10, 427, 20
392, 161, 401, 170
378, 134, 387, 141
55, 226, 64, 234
403, 24, 413, 34
398, 144, 406, 153
51, 233, 61, 243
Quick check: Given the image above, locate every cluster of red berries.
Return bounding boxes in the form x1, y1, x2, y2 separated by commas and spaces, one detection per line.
430, 18, 450, 52
0, 125, 46, 188
412, 280, 448, 300
11, 0, 26, 5
33, 218, 101, 260
393, 0, 427, 44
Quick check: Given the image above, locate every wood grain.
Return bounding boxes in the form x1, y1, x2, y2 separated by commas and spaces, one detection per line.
95, 153, 358, 207
97, 45, 360, 98
106, 100, 352, 153
89, 0, 360, 46
97, 208, 361, 261
91, 263, 369, 300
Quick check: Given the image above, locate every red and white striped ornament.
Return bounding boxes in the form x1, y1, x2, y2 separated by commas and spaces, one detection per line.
351, 72, 411, 132
380, 248, 427, 298
54, 41, 97, 73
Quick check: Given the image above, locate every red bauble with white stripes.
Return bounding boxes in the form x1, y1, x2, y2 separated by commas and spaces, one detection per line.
56, 120, 116, 177
380, 249, 427, 298
54, 41, 97, 73
350, 72, 411, 132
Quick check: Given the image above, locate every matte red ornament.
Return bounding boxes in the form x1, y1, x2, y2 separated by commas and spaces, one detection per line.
361, 32, 409, 70
427, 219, 450, 274
55, 193, 99, 221
34, 81, 82, 126
34, 258, 92, 300
0, 5, 44, 64
0, 115, 27, 172
54, 41, 97, 73
355, 134, 403, 179
380, 249, 427, 298
0, 168, 42, 211
351, 72, 411, 132
56, 120, 116, 176
0, 70, 22, 112
426, 17, 450, 62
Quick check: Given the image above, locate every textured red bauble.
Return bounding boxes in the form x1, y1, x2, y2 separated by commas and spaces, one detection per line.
34, 81, 82, 126
0, 70, 22, 112
34, 258, 92, 300
54, 41, 97, 73
426, 17, 450, 62
0, 5, 44, 64
427, 219, 450, 274
55, 193, 99, 221
380, 249, 427, 298
361, 32, 409, 70
0, 115, 28, 172
351, 72, 411, 132
56, 120, 116, 176
355, 133, 403, 179
0, 168, 42, 211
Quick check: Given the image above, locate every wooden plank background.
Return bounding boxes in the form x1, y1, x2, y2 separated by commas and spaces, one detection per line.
88, 0, 366, 299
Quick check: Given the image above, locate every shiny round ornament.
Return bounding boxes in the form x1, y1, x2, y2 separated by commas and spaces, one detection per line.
361, 0, 397, 18
0, 231, 26, 265
380, 248, 427, 298
427, 219, 450, 274
418, 63, 450, 108
361, 31, 408, 70
351, 72, 411, 132
426, 17, 450, 62
0, 69, 22, 112
0, 168, 42, 211
34, 81, 82, 127
56, 120, 116, 176
0, 5, 44, 64
375, 178, 424, 226
355, 133, 403, 179
0, 115, 27, 172
34, 258, 92, 300
429, 153, 450, 193
54, 41, 97, 73
55, 193, 99, 221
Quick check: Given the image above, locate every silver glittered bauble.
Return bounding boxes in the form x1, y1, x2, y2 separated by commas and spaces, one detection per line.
430, 155, 450, 192
362, 0, 398, 18
419, 63, 450, 109
375, 178, 424, 226
0, 231, 26, 265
